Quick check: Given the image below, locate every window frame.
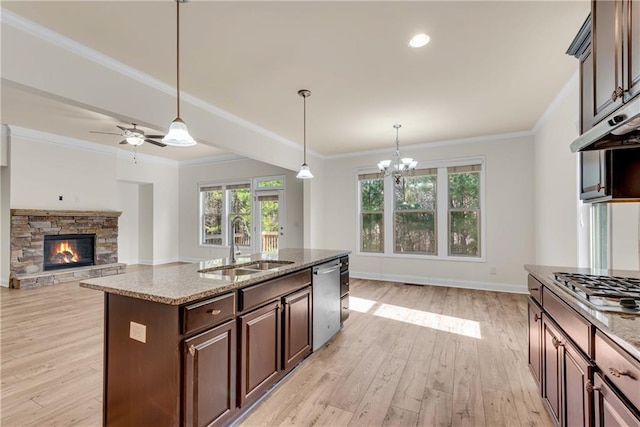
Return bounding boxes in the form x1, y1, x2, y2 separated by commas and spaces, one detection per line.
356, 156, 486, 262
198, 179, 253, 248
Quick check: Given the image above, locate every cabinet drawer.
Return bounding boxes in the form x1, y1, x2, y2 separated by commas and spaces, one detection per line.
239, 269, 311, 313
340, 272, 349, 297
528, 275, 542, 304
182, 292, 235, 335
595, 329, 640, 410
341, 295, 349, 323
542, 287, 592, 357
340, 256, 349, 273
593, 373, 640, 427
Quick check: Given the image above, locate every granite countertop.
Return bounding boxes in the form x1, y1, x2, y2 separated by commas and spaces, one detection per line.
525, 264, 640, 361
80, 248, 350, 305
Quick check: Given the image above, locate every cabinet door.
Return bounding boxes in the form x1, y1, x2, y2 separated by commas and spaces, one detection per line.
239, 300, 281, 407
593, 0, 624, 124
283, 286, 312, 372
580, 151, 607, 201
593, 373, 640, 427
542, 319, 562, 426
183, 319, 236, 427
562, 341, 593, 427
623, 0, 640, 100
581, 48, 595, 133
528, 300, 543, 390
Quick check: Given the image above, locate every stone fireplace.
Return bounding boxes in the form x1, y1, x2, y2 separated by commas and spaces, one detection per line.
10, 209, 126, 288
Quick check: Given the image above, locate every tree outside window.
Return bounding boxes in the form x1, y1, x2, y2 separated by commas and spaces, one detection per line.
394, 169, 437, 254
201, 186, 222, 245
359, 174, 384, 253
448, 166, 480, 256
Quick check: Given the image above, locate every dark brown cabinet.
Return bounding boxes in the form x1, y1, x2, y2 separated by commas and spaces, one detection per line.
591, 0, 640, 125
183, 319, 236, 427
283, 286, 312, 371
542, 317, 593, 427
593, 373, 640, 427
239, 300, 282, 407
580, 147, 640, 201
528, 299, 543, 389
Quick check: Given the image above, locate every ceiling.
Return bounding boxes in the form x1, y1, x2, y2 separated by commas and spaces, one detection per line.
1, 1, 590, 162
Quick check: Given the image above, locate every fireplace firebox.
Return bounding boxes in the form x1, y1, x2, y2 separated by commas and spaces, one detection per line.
43, 234, 96, 271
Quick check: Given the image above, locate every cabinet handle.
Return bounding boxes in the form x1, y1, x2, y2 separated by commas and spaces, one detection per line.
534, 314, 541, 322
188, 345, 196, 357
609, 368, 636, 380
585, 380, 601, 393
611, 86, 627, 102
207, 309, 222, 316
552, 336, 564, 349
596, 183, 605, 193
530, 287, 539, 291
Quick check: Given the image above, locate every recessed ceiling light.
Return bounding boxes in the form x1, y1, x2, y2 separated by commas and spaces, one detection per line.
409, 33, 430, 48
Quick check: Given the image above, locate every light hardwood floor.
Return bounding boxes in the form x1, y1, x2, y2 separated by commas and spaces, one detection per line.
1, 268, 552, 426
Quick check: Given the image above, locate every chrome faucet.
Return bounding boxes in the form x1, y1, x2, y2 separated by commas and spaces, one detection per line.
229, 215, 250, 263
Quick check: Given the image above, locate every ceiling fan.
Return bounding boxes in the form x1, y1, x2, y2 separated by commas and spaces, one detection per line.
90, 123, 167, 147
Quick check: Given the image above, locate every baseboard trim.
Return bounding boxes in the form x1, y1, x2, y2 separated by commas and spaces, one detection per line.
350, 271, 527, 294
0, 278, 9, 288
179, 257, 207, 263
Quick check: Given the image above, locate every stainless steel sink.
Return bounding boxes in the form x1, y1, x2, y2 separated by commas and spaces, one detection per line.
198, 260, 294, 276
241, 260, 294, 270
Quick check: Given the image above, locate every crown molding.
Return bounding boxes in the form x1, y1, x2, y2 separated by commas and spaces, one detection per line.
326, 130, 534, 160
0, 7, 305, 154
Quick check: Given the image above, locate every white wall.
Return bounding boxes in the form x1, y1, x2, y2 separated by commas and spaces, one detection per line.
532, 76, 583, 267
7, 128, 180, 266
318, 134, 535, 292
117, 181, 139, 264
178, 158, 303, 261
610, 203, 640, 270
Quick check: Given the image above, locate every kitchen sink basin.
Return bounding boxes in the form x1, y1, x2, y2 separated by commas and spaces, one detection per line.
241, 260, 294, 270
198, 260, 294, 276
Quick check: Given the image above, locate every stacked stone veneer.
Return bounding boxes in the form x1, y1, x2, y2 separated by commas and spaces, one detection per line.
10, 209, 125, 288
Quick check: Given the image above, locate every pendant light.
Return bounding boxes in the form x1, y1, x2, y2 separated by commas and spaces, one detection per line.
162, 0, 196, 147
296, 89, 314, 179
377, 124, 417, 184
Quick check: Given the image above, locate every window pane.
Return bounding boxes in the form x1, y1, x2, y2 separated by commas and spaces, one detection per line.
361, 213, 384, 252
448, 171, 479, 209
360, 179, 384, 212
449, 211, 479, 256
229, 187, 251, 247
395, 175, 436, 211
394, 211, 436, 254
257, 179, 284, 188
202, 190, 222, 245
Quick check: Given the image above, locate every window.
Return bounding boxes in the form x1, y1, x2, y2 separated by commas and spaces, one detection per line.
358, 158, 484, 260
359, 173, 384, 253
394, 169, 437, 254
199, 182, 251, 247
448, 165, 481, 257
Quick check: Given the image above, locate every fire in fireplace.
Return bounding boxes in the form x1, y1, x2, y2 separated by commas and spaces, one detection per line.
43, 234, 96, 271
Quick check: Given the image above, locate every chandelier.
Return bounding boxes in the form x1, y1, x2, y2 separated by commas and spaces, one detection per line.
377, 124, 417, 184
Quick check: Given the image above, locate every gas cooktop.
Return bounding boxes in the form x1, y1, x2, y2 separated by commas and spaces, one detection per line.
552, 272, 640, 314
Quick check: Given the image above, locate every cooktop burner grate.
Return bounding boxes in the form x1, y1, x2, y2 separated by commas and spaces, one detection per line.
553, 272, 640, 299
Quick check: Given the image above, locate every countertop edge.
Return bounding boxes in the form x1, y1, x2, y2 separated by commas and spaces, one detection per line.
80, 249, 350, 305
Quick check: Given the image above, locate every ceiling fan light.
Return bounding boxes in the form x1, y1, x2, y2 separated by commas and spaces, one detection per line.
162, 118, 196, 147
126, 136, 144, 146
296, 163, 314, 179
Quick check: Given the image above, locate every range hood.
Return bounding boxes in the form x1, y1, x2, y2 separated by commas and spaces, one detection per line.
571, 96, 640, 152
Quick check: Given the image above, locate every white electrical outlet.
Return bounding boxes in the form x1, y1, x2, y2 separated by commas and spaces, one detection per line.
489, 267, 497, 275
129, 321, 146, 343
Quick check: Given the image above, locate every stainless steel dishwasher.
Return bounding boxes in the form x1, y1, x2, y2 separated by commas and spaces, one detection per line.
312, 259, 341, 351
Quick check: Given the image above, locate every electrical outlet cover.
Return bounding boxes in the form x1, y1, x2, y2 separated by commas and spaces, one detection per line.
129, 321, 146, 343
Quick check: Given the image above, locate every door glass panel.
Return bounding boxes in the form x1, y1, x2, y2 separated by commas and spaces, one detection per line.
258, 193, 280, 252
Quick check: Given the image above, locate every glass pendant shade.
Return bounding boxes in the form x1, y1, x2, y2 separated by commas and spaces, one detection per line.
296, 163, 314, 179
162, 118, 196, 147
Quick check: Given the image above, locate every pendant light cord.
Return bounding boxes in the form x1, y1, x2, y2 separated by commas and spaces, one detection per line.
176, 0, 181, 118
303, 94, 307, 164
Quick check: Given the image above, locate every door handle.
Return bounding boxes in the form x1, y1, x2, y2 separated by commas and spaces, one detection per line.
314, 266, 340, 275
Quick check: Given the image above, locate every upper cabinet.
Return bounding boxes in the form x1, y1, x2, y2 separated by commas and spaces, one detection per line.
591, 0, 640, 126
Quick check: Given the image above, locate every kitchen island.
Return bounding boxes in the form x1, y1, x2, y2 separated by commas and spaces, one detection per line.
80, 248, 350, 427
525, 265, 640, 427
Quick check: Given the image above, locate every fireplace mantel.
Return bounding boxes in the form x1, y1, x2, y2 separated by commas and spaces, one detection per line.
10, 209, 125, 288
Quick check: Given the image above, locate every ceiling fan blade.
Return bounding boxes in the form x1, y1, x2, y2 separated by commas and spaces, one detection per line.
119, 140, 128, 145
116, 125, 128, 132
90, 131, 122, 136
145, 135, 166, 139
145, 139, 167, 147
